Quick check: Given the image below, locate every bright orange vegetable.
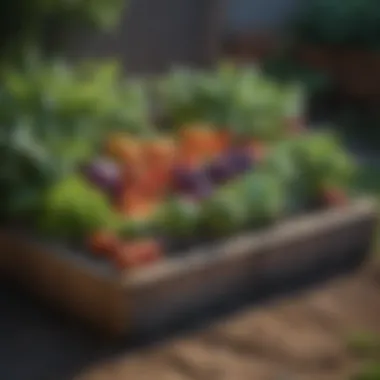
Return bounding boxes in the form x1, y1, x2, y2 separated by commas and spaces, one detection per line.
116, 189, 159, 219
138, 166, 172, 199
214, 130, 231, 154
177, 147, 204, 168
180, 125, 223, 159
106, 134, 144, 166
120, 162, 146, 191
143, 137, 177, 168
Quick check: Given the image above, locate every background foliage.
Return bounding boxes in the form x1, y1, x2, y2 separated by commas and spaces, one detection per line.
0, 0, 126, 63
0, 0, 138, 221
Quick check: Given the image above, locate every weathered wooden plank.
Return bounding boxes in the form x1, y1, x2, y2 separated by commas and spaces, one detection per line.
0, 198, 377, 336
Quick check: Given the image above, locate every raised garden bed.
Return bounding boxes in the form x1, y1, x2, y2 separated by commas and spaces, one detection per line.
1, 197, 377, 336
1, 64, 376, 336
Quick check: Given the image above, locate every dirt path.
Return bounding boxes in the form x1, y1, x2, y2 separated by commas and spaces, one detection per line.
76, 265, 380, 380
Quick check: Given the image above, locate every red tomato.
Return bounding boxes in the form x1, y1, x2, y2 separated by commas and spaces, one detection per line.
113, 240, 163, 270
87, 230, 120, 257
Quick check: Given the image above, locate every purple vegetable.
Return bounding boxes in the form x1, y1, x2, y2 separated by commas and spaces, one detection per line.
81, 157, 122, 194
192, 177, 213, 200
171, 167, 196, 193
206, 157, 233, 184
207, 150, 253, 184
227, 149, 253, 174
172, 166, 213, 199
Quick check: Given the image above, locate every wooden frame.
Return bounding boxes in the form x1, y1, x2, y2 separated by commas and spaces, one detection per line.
0, 198, 377, 337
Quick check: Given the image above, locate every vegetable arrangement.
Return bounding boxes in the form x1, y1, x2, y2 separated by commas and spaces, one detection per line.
1, 63, 355, 271
36, 109, 353, 272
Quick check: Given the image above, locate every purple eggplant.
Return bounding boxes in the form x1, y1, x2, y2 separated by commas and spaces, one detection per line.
80, 157, 122, 194
207, 149, 253, 184
206, 155, 235, 184
172, 166, 213, 199
192, 177, 213, 200
227, 149, 253, 174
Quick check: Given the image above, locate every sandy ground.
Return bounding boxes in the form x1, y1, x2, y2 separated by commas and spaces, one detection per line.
75, 264, 380, 380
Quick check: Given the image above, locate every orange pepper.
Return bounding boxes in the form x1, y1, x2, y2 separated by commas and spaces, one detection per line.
106, 134, 144, 166
138, 166, 172, 199
116, 189, 159, 219
177, 146, 204, 168
214, 130, 232, 155
180, 126, 231, 160
143, 138, 177, 168
179, 125, 221, 160
120, 161, 146, 191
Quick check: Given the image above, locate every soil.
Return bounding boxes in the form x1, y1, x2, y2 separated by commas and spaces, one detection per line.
76, 263, 380, 380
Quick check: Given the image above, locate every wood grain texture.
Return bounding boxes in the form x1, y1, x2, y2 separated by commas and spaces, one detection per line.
123, 198, 378, 331
0, 198, 377, 336
0, 234, 127, 336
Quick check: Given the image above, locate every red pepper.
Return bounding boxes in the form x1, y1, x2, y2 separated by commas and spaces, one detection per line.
113, 239, 163, 270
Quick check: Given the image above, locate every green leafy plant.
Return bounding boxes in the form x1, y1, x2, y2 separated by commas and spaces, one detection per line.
260, 131, 355, 212
155, 63, 306, 140
0, 58, 152, 221
293, 131, 356, 190
38, 175, 121, 239
0, 59, 150, 137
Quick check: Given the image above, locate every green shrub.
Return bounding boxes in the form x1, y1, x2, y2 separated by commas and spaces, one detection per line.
155, 63, 305, 140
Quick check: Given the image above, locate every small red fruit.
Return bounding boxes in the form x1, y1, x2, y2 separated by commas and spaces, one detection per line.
87, 230, 120, 257
113, 239, 163, 270
321, 187, 348, 207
